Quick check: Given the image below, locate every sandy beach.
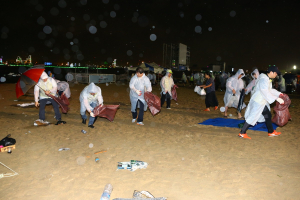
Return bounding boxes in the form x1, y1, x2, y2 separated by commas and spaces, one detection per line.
0, 82, 299, 200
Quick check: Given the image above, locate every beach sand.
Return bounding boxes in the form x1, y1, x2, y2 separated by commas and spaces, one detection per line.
0, 82, 299, 200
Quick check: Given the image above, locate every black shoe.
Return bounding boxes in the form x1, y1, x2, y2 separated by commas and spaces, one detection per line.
82, 119, 86, 124
88, 125, 94, 128
55, 120, 66, 125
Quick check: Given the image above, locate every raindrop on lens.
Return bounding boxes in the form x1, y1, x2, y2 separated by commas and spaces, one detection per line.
150, 34, 157, 41
19, 66, 26, 73
66, 32, 73, 39
37, 16, 45, 25
0, 77, 6, 82
58, 0, 67, 8
195, 14, 202, 21
89, 26, 97, 34
65, 74, 74, 81
195, 26, 202, 33
43, 26, 52, 34
110, 11, 116, 18
35, 4, 43, 12
54, 68, 61, 74
83, 14, 90, 21
20, 81, 26, 88
139, 53, 143, 57
100, 21, 107, 28
230, 10, 236, 17
127, 50, 133, 56
50, 7, 59, 16
70, 42, 74, 45
208, 27, 212, 31
38, 32, 46, 39
216, 56, 221, 61
102, 0, 109, 4
114, 4, 120, 10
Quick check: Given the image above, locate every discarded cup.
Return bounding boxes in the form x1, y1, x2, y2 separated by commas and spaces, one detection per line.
95, 157, 100, 163
81, 130, 87, 134
58, 148, 70, 151
7, 147, 12, 154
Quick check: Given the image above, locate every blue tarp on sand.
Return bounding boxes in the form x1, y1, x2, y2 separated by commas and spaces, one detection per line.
199, 118, 278, 132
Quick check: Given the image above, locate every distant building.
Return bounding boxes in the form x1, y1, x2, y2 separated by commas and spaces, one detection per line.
163, 43, 190, 71
16, 55, 32, 64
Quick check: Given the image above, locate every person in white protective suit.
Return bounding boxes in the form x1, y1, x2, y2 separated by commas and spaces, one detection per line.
239, 66, 284, 139
129, 67, 152, 125
160, 69, 175, 109
245, 69, 259, 96
223, 69, 246, 119
34, 72, 65, 125
277, 74, 286, 92
55, 80, 71, 98
79, 82, 103, 128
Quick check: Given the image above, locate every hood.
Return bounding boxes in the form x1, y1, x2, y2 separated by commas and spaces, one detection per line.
87, 82, 97, 93
40, 72, 49, 79
251, 69, 259, 79
233, 69, 245, 79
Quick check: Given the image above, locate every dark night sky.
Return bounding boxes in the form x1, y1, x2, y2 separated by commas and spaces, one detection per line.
1, 0, 300, 71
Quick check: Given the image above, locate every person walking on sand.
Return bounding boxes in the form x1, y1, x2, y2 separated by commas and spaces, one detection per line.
79, 82, 103, 128
160, 69, 175, 109
245, 69, 259, 97
182, 72, 187, 86
200, 72, 218, 111
223, 69, 246, 119
34, 72, 65, 125
129, 67, 152, 125
238, 66, 284, 139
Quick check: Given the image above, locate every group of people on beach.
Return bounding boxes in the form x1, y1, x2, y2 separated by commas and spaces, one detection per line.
33, 65, 285, 139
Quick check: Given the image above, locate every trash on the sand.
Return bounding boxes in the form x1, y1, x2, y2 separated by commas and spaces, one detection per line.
17, 102, 35, 107
229, 114, 232, 117
14, 100, 18, 101
176, 103, 179, 105
113, 190, 167, 200
94, 150, 107, 154
95, 157, 100, 163
0, 134, 16, 147
89, 143, 94, 148
81, 130, 87, 134
220, 107, 225, 112
58, 148, 70, 151
0, 161, 19, 179
100, 183, 113, 200
117, 160, 148, 172
28, 131, 31, 133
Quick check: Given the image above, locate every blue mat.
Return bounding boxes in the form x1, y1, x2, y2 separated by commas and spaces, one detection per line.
199, 118, 278, 132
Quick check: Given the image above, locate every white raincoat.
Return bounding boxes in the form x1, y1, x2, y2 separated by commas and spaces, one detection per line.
79, 83, 103, 113
182, 73, 187, 82
34, 72, 58, 102
57, 81, 71, 98
278, 75, 286, 92
245, 73, 281, 125
129, 74, 152, 112
160, 72, 175, 99
224, 69, 246, 108
245, 69, 259, 96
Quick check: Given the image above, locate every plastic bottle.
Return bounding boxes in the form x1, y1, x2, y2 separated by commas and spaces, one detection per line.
100, 184, 113, 200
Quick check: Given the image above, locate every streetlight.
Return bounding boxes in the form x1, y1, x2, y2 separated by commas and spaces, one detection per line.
293, 65, 297, 69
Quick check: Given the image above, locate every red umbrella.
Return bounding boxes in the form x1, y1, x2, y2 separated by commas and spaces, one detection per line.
16, 66, 45, 98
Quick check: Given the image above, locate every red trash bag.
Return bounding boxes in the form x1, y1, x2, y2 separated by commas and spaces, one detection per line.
171, 85, 178, 101
46, 93, 69, 114
144, 92, 161, 116
93, 105, 120, 122
272, 93, 292, 126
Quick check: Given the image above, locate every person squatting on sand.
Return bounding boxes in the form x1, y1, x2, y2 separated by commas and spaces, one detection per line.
239, 66, 284, 139
129, 67, 152, 126
223, 69, 246, 119
245, 69, 259, 97
160, 69, 174, 109
34, 72, 65, 125
55, 79, 71, 98
200, 72, 219, 111
79, 82, 103, 128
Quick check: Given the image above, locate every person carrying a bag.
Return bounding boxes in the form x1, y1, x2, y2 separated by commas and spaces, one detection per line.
200, 72, 218, 111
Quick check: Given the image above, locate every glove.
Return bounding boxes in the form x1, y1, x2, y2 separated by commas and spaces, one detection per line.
90, 112, 95, 117
135, 90, 141, 96
276, 98, 284, 105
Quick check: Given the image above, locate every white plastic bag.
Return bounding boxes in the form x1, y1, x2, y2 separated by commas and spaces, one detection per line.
194, 86, 200, 93
200, 88, 206, 95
